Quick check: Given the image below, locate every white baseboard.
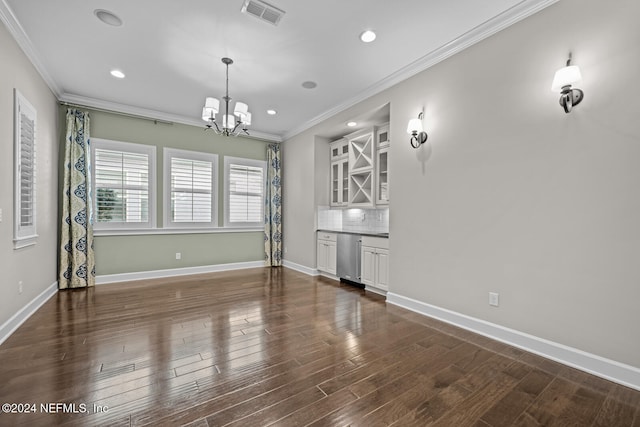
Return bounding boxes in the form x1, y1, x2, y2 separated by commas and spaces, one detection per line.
386, 292, 640, 391
0, 281, 58, 346
96, 260, 265, 285
365, 286, 387, 297
282, 259, 319, 276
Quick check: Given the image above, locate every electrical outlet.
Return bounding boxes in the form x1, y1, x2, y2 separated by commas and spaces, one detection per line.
489, 292, 499, 307
284, 247, 288, 254
175, 252, 181, 260
18, 281, 23, 294
0, 207, 3, 222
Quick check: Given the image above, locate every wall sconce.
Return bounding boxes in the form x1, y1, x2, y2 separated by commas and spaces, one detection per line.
551, 53, 584, 113
407, 112, 428, 148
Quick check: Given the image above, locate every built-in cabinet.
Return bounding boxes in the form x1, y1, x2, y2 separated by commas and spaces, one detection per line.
361, 236, 389, 293
316, 232, 337, 275
329, 123, 389, 208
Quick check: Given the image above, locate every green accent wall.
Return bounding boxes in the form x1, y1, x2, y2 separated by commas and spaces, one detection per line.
61, 108, 271, 276
94, 232, 265, 275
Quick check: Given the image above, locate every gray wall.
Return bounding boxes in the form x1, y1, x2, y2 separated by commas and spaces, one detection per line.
83, 110, 270, 275
0, 22, 59, 327
282, 0, 640, 369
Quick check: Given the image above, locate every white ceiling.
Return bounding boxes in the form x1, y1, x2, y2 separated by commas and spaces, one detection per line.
1, 0, 556, 141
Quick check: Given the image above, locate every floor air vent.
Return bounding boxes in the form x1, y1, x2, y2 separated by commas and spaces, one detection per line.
241, 0, 285, 26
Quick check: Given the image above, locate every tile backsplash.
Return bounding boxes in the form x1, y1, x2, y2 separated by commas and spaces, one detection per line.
317, 206, 389, 234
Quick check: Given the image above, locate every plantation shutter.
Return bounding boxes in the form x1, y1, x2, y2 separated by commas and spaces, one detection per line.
14, 90, 38, 247
94, 148, 150, 223
19, 110, 36, 228
228, 163, 264, 224
170, 157, 213, 223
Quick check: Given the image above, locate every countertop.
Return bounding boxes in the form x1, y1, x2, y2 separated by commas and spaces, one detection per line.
317, 229, 389, 238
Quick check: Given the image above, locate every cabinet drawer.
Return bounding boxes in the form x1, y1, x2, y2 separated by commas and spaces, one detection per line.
317, 232, 337, 242
361, 235, 388, 249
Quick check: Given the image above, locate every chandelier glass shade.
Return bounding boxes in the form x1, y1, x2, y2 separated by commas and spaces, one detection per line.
202, 57, 251, 136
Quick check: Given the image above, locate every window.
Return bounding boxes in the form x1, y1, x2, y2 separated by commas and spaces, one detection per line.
13, 90, 38, 248
164, 148, 218, 228
92, 138, 156, 230
224, 156, 266, 228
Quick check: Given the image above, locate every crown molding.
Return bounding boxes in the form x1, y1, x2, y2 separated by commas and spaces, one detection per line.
282, 0, 559, 141
0, 0, 62, 97
59, 93, 282, 143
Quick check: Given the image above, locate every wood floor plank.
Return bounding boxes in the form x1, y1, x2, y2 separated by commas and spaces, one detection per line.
479, 369, 554, 426
512, 377, 579, 426
0, 267, 637, 427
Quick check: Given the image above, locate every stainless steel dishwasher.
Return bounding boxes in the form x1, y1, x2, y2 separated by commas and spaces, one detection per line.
336, 233, 363, 287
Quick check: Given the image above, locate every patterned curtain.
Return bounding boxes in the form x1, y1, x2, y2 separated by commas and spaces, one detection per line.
59, 109, 95, 289
264, 143, 282, 266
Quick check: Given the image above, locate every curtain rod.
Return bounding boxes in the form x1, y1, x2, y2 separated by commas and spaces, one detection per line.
59, 101, 174, 125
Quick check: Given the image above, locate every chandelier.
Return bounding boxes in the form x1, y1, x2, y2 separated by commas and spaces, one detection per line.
202, 57, 251, 136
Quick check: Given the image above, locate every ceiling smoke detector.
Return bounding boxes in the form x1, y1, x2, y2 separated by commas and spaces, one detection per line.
241, 0, 285, 26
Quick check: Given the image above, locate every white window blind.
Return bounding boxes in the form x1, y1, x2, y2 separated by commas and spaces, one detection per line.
224, 156, 266, 228
92, 139, 156, 229
13, 90, 38, 248
164, 148, 218, 228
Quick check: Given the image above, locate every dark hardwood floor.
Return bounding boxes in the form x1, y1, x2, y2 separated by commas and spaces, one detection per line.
0, 267, 638, 426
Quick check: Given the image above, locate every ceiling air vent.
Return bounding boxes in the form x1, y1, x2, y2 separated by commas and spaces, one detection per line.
241, 0, 285, 26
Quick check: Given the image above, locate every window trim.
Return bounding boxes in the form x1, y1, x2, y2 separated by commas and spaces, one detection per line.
223, 156, 266, 229
91, 138, 157, 231
13, 89, 38, 249
163, 147, 218, 229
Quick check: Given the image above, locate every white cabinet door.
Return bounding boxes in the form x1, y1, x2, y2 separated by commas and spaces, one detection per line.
375, 248, 389, 291
330, 162, 340, 206
317, 233, 337, 275
361, 237, 389, 292
376, 148, 389, 205
361, 246, 376, 287
330, 158, 349, 207
327, 241, 337, 275
317, 240, 327, 272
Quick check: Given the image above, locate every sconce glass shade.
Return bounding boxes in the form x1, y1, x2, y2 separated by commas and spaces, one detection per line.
407, 118, 423, 134
407, 113, 428, 148
551, 65, 582, 91
243, 112, 252, 126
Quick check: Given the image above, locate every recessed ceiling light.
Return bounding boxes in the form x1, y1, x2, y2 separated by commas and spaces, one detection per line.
267, 109, 277, 115
360, 30, 376, 43
302, 81, 317, 89
110, 69, 125, 79
347, 121, 357, 127
94, 9, 123, 27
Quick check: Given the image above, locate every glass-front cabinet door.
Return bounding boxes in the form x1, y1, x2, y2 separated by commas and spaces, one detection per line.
330, 158, 349, 207
376, 148, 389, 204
331, 162, 340, 205
341, 161, 349, 205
